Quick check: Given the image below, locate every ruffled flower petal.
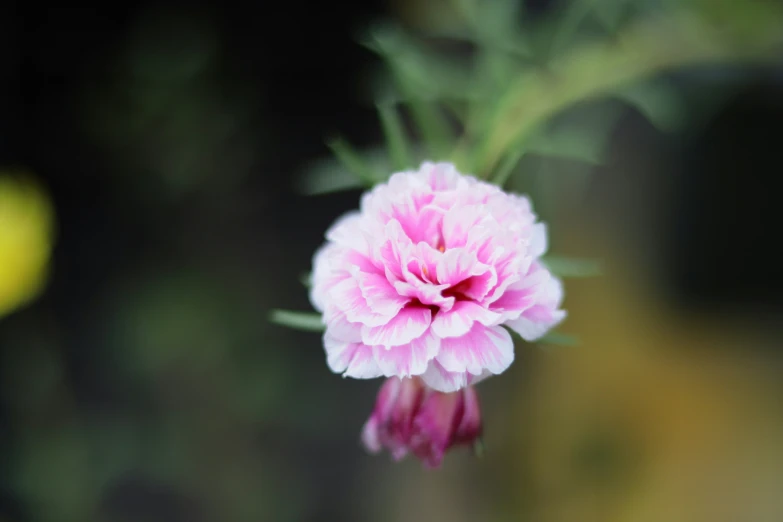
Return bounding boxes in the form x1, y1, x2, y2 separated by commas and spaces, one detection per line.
311, 161, 566, 390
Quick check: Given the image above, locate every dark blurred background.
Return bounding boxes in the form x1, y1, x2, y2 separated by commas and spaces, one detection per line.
1, 1, 782, 521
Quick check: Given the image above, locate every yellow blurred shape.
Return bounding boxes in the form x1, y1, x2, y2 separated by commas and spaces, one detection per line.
0, 173, 55, 318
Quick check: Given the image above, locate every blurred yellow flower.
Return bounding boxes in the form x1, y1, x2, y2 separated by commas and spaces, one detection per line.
0, 172, 55, 318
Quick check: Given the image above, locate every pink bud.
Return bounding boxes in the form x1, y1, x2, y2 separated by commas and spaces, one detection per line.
361, 377, 483, 468
361, 377, 424, 460
453, 385, 482, 445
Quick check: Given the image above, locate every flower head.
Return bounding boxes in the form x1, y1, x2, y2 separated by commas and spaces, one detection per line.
362, 377, 482, 468
311, 162, 565, 392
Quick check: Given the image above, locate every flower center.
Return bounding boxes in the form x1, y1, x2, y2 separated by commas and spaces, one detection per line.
442, 279, 472, 302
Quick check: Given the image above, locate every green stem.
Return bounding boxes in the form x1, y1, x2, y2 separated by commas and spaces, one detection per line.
465, 8, 783, 177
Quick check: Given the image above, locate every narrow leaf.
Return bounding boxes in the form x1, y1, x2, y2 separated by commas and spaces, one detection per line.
269, 310, 325, 332
471, 6, 783, 175
614, 81, 686, 132
377, 102, 411, 171
548, 0, 597, 58
298, 162, 365, 195
299, 148, 393, 196
525, 127, 608, 164
405, 95, 453, 161
491, 147, 525, 186
542, 256, 602, 278
326, 137, 379, 187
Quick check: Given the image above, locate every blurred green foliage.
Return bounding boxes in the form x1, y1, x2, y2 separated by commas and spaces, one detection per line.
277, 0, 783, 342
300, 0, 783, 194
86, 8, 262, 202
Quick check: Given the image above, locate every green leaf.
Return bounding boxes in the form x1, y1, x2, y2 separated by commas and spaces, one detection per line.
297, 162, 365, 195
591, 0, 633, 33
491, 147, 526, 186
525, 126, 609, 164
326, 137, 379, 187
548, 0, 598, 58
299, 272, 312, 288
542, 256, 602, 277
377, 102, 411, 171
298, 146, 388, 196
364, 25, 459, 159
470, 4, 783, 176
613, 81, 686, 132
539, 332, 580, 346
404, 96, 453, 161
445, 0, 531, 55
269, 310, 325, 332
364, 24, 477, 102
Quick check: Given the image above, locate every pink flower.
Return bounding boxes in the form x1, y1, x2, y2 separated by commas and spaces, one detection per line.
310, 162, 566, 392
361, 376, 482, 468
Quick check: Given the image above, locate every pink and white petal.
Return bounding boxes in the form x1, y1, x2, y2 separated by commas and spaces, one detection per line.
435, 249, 480, 286
505, 307, 567, 341
344, 346, 385, 379
361, 306, 432, 347
453, 386, 482, 445
409, 389, 463, 468
394, 196, 443, 246
435, 323, 514, 376
393, 280, 455, 312
329, 277, 389, 327
309, 243, 346, 312
360, 182, 395, 222
361, 417, 383, 454
373, 375, 403, 423
465, 225, 499, 265
375, 219, 416, 281
431, 301, 501, 339
324, 310, 362, 343
521, 262, 563, 309
387, 170, 427, 194
483, 252, 531, 305
324, 335, 383, 378
360, 377, 403, 454
441, 204, 491, 250
458, 266, 498, 302
410, 241, 442, 284
374, 332, 440, 377
421, 162, 463, 191
530, 222, 548, 258
506, 274, 566, 341
384, 377, 425, 456
344, 249, 383, 274
488, 268, 548, 318
543, 272, 565, 308
419, 205, 447, 247
420, 360, 470, 393
325, 211, 370, 254
355, 269, 409, 317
